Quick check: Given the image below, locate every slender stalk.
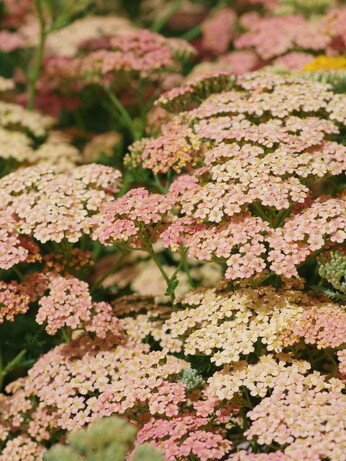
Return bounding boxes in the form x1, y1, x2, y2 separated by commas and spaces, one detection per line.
105, 87, 138, 140
0, 349, 26, 390
27, 0, 47, 110
144, 241, 171, 288
180, 24, 201, 41
251, 271, 275, 288
61, 327, 72, 343
153, 175, 167, 194
251, 202, 270, 222
13, 266, 25, 282
273, 204, 294, 228
170, 247, 188, 284
183, 256, 194, 288
151, 0, 184, 33
91, 249, 128, 292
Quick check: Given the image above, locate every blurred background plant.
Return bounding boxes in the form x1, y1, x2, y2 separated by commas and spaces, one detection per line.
44, 416, 164, 461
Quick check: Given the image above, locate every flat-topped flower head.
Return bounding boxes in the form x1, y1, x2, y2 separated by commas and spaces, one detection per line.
135, 414, 232, 461
0, 101, 54, 138
92, 188, 173, 247
44, 29, 195, 88
0, 281, 30, 323
245, 386, 346, 460
235, 7, 346, 68
207, 353, 343, 402
0, 164, 121, 244
130, 72, 346, 281
0, 335, 188, 451
0, 436, 44, 461
163, 284, 345, 365
134, 72, 346, 186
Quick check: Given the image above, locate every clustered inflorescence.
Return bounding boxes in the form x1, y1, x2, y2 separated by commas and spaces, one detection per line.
0, 1, 345, 460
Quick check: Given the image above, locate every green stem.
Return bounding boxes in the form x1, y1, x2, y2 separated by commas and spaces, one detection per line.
273, 204, 294, 228
90, 249, 128, 292
27, 0, 47, 110
0, 349, 26, 390
151, 0, 184, 32
183, 256, 194, 288
13, 266, 25, 282
180, 24, 201, 41
61, 326, 72, 343
153, 175, 167, 194
170, 246, 188, 283
252, 271, 275, 288
251, 202, 271, 222
105, 87, 138, 140
144, 240, 171, 288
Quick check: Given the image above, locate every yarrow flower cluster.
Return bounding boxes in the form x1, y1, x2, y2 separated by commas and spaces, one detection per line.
0, 1, 345, 460
245, 387, 346, 460
0, 100, 80, 172
163, 284, 346, 366
164, 286, 306, 365
129, 72, 346, 280
43, 29, 195, 88
0, 436, 45, 461
235, 7, 346, 69
200, 7, 237, 56
207, 353, 343, 402
0, 164, 121, 248
0, 335, 188, 448
135, 415, 232, 461
92, 188, 173, 247
0, 280, 30, 323
290, 304, 346, 349
36, 275, 122, 337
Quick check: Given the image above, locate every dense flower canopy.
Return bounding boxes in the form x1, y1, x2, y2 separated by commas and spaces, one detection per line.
0, 1, 345, 460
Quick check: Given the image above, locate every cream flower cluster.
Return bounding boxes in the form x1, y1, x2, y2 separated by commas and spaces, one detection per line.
163, 286, 312, 365
0, 164, 121, 246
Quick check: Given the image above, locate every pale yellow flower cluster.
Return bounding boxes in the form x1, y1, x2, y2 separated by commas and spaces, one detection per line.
46, 16, 136, 57
0, 101, 54, 137
207, 354, 344, 401
164, 286, 313, 365
0, 102, 81, 170
0, 76, 15, 92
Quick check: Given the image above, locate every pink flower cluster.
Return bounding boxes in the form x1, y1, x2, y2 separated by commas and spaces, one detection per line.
132, 72, 346, 280
26, 273, 122, 338
291, 304, 346, 349
268, 193, 346, 277
235, 7, 346, 68
44, 29, 195, 87
0, 336, 188, 445
36, 276, 91, 335
135, 415, 232, 461
246, 387, 346, 460
92, 188, 173, 247
0, 436, 44, 461
207, 353, 341, 402
0, 209, 33, 270
140, 118, 202, 173
0, 280, 30, 323
0, 0, 32, 28
162, 214, 269, 280
201, 7, 236, 55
